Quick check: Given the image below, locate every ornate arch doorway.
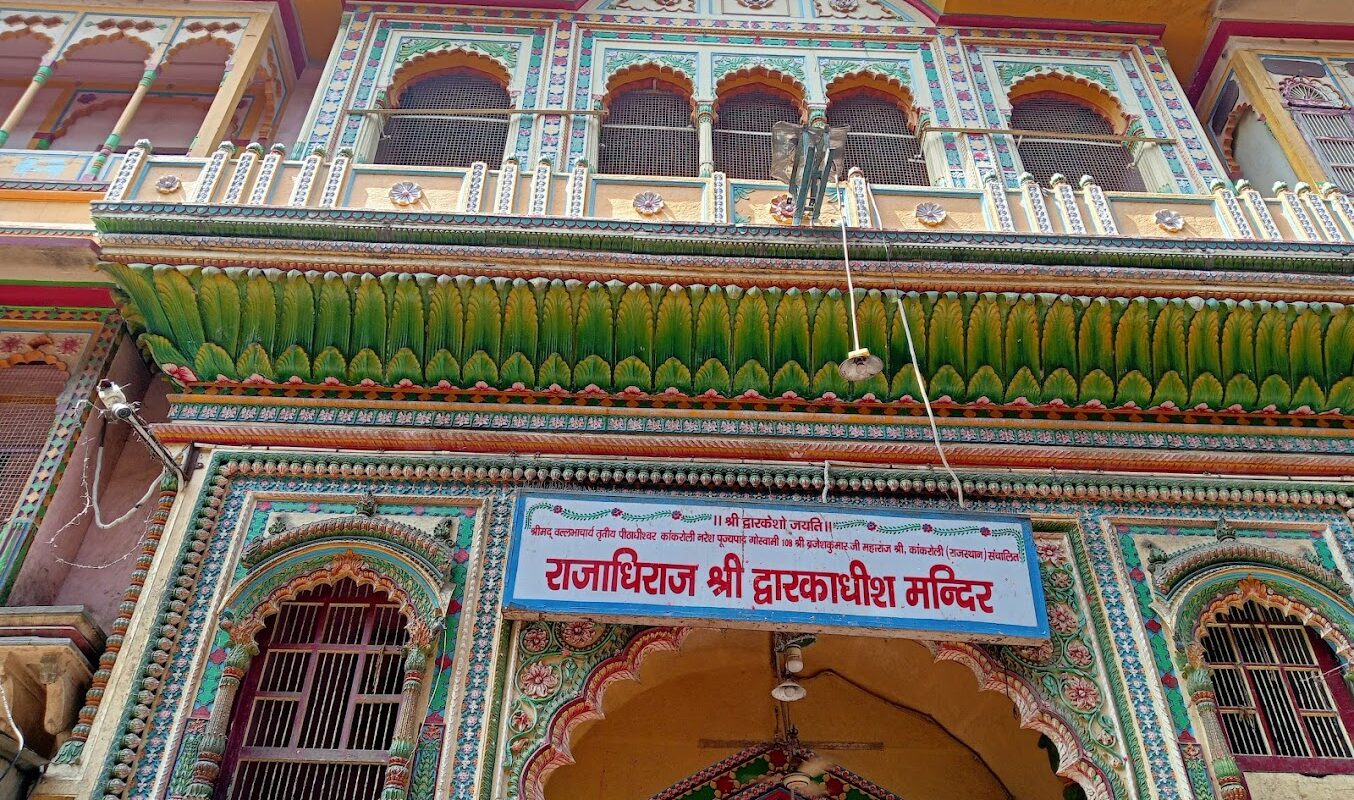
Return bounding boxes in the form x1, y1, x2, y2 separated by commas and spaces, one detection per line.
539, 628, 1081, 800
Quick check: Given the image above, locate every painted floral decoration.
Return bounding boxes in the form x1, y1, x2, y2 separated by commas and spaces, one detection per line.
915, 201, 947, 226
1154, 208, 1185, 233
1062, 676, 1101, 712
632, 191, 665, 216
769, 193, 796, 224
389, 181, 424, 207
738, 0, 774, 7
829, 0, 860, 11
519, 662, 561, 699
155, 175, 182, 194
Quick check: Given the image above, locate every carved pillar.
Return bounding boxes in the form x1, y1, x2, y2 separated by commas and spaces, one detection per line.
1182, 645, 1249, 800
0, 60, 54, 147
184, 642, 256, 799
694, 100, 714, 177
84, 49, 167, 180
380, 646, 430, 800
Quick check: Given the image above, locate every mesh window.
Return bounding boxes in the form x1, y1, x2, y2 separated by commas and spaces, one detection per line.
1201, 600, 1354, 767
599, 85, 698, 177
826, 92, 930, 186
374, 72, 511, 168
225, 579, 410, 800
713, 90, 801, 180
0, 364, 66, 526
1009, 94, 1146, 192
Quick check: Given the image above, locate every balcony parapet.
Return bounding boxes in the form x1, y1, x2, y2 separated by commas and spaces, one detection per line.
85, 141, 1354, 260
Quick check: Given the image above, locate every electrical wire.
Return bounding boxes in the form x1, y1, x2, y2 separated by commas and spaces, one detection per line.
0, 665, 24, 787
830, 179, 966, 507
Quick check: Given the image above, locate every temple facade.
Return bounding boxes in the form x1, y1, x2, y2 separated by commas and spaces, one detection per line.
1, 1, 1354, 799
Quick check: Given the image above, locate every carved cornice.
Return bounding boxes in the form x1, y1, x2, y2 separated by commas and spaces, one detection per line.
240, 515, 457, 579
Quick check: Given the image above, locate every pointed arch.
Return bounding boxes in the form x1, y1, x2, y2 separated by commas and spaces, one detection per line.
384, 48, 512, 110
1176, 574, 1354, 667
825, 69, 930, 186
602, 62, 695, 110
713, 65, 807, 113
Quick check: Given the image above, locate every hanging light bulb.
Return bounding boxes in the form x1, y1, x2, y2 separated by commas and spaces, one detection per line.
783, 644, 804, 674
772, 679, 807, 702
838, 347, 883, 382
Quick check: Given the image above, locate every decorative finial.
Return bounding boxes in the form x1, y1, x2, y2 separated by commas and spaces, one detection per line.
1214, 516, 1235, 542
355, 491, 378, 518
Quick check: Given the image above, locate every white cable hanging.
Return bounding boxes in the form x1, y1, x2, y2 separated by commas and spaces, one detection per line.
831, 181, 967, 508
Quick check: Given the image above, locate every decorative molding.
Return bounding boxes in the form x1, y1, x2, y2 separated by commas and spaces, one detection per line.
220, 143, 262, 205
318, 148, 353, 209
104, 139, 151, 203
1050, 174, 1086, 235
461, 162, 488, 213
1080, 176, 1118, 235
1235, 181, 1280, 240
981, 172, 1014, 231
1019, 172, 1053, 233
528, 159, 551, 216
287, 146, 326, 208
1297, 183, 1344, 242
190, 142, 236, 205
246, 144, 286, 206
1275, 182, 1319, 241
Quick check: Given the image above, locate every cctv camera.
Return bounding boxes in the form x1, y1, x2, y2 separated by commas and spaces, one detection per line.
110, 402, 136, 420
96, 379, 128, 409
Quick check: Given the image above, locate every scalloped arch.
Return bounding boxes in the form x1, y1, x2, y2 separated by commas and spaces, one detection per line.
1217, 101, 1255, 179
602, 62, 696, 110
1176, 573, 1354, 666
1007, 70, 1131, 134
224, 547, 443, 649
825, 69, 924, 128
385, 47, 513, 109
241, 514, 455, 578
53, 31, 154, 70
161, 33, 234, 68
713, 65, 807, 115
515, 629, 1114, 800
45, 95, 212, 147
0, 27, 55, 53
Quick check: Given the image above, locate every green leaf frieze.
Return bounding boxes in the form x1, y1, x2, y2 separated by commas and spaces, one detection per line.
105, 263, 1354, 414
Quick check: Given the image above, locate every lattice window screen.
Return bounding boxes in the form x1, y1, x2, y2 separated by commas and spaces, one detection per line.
1009, 95, 1146, 192
1202, 600, 1354, 766
224, 579, 409, 800
599, 86, 698, 177
374, 72, 511, 168
0, 364, 66, 526
1292, 108, 1354, 188
713, 90, 801, 181
826, 92, 930, 186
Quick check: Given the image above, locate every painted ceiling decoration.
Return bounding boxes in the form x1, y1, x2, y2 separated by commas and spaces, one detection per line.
105, 262, 1354, 416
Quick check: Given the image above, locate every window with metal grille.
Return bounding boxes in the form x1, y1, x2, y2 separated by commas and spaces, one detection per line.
1202, 600, 1354, 774
1282, 79, 1354, 189
222, 579, 410, 800
826, 90, 930, 186
599, 83, 698, 177
1009, 93, 1146, 192
373, 71, 511, 168
713, 89, 802, 181
0, 364, 65, 527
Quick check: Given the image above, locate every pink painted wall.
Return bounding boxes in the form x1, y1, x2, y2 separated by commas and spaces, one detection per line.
8, 337, 172, 631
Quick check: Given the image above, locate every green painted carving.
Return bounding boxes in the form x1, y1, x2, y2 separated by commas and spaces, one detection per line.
996, 62, 1117, 92
393, 37, 520, 70
820, 58, 911, 88
602, 50, 698, 84
105, 263, 1354, 414
711, 54, 806, 85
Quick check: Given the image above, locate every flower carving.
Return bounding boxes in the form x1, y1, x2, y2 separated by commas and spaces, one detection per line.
915, 201, 947, 226
1062, 676, 1101, 711
155, 175, 182, 194
738, 0, 774, 7
769, 193, 796, 224
1066, 641, 1094, 667
560, 620, 602, 649
389, 181, 424, 207
1154, 208, 1185, 233
1048, 602, 1079, 634
520, 624, 551, 653
518, 662, 561, 699
829, 0, 859, 10
632, 191, 665, 216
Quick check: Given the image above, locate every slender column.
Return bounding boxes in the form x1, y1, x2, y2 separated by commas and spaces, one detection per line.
695, 100, 714, 177
184, 642, 256, 799
381, 647, 430, 800
806, 102, 827, 128
0, 62, 55, 148
82, 52, 165, 180
192, 14, 273, 157
1182, 646, 1249, 800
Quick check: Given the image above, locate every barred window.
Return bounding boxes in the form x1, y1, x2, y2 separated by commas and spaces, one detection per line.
0, 364, 65, 526
1202, 600, 1354, 774
599, 82, 698, 177
713, 89, 802, 181
374, 70, 511, 168
1009, 93, 1145, 192
1282, 79, 1354, 189
222, 580, 410, 800
826, 89, 929, 186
